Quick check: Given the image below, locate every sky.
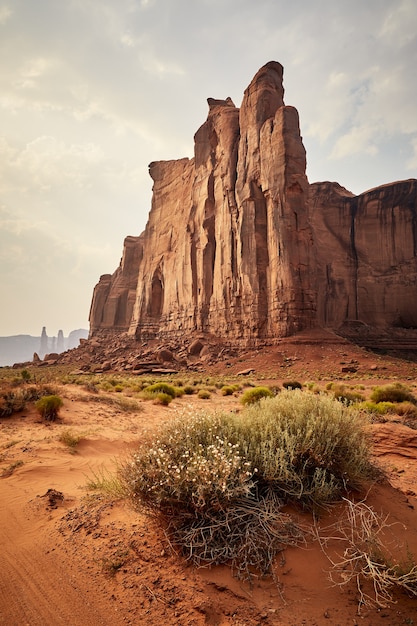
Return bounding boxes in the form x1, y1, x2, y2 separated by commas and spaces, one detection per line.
0, 0, 416, 337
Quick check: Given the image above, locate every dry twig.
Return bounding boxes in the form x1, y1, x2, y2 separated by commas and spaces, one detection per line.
315, 498, 417, 612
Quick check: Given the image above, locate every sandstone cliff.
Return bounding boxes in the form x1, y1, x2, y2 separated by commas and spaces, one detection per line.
89, 62, 417, 346
310, 179, 417, 330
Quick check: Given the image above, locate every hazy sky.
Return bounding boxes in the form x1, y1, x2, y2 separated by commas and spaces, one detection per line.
1, 0, 416, 337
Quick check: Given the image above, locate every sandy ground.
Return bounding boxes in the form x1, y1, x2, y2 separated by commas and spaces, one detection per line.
2, 339, 417, 625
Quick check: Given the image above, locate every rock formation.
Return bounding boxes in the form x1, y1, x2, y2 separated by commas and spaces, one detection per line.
89, 235, 143, 332
310, 180, 417, 332
89, 61, 417, 347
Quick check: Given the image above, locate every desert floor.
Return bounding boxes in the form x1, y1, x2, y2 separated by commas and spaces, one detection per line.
1, 334, 417, 625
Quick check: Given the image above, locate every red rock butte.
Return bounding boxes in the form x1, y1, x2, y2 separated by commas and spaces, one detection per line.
89, 61, 417, 348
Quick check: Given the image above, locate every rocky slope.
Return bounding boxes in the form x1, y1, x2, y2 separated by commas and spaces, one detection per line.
89, 61, 417, 348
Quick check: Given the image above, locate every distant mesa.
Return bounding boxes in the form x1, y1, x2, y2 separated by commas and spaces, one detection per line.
87, 61, 417, 348
0, 327, 88, 367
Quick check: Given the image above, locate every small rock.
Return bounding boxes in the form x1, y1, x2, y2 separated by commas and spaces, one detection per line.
237, 368, 255, 376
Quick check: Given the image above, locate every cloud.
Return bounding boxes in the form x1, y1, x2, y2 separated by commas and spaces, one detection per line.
0, 5, 11, 24
331, 125, 379, 159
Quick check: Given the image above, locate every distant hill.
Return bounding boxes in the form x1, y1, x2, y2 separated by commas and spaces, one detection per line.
0, 329, 88, 367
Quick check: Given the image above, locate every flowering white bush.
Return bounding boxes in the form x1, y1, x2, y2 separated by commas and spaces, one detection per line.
123, 412, 255, 513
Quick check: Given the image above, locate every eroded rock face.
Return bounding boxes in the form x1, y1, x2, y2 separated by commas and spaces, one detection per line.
89, 62, 417, 345
89, 235, 143, 333
310, 180, 417, 330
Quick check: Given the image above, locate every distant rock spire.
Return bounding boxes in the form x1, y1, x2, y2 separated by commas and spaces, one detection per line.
40, 326, 48, 359
57, 329, 64, 353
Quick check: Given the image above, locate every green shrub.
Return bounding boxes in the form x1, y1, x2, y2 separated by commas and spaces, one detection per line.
35, 395, 63, 421
21, 369, 31, 382
239, 391, 372, 501
143, 382, 177, 399
282, 380, 302, 390
371, 383, 416, 405
183, 385, 195, 395
197, 389, 211, 399
221, 385, 235, 396
357, 401, 396, 416
240, 386, 273, 405
153, 392, 173, 406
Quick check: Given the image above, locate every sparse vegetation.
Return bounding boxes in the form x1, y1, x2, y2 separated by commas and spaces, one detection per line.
85, 466, 125, 498
328, 383, 365, 405
35, 395, 63, 421
58, 429, 83, 450
1, 459, 24, 477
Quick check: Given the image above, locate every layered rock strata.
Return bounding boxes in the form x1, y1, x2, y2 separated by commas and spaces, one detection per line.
89, 62, 417, 345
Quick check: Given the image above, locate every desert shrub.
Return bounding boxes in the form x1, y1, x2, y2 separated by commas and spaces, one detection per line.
174, 387, 185, 397
331, 384, 365, 405
153, 392, 173, 406
240, 386, 273, 405
142, 382, 177, 399
183, 385, 195, 395
35, 395, 63, 421
396, 401, 417, 429
122, 391, 373, 577
239, 391, 373, 502
396, 401, 417, 420
21, 369, 31, 382
282, 380, 302, 390
371, 383, 416, 405
357, 401, 396, 417
122, 411, 253, 512
221, 385, 235, 396
197, 389, 211, 399
0, 389, 27, 416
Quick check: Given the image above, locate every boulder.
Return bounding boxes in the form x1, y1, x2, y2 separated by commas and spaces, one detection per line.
188, 339, 205, 356
157, 348, 175, 363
